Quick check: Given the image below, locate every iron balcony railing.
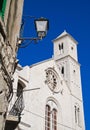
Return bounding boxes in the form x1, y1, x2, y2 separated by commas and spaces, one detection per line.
9, 94, 24, 116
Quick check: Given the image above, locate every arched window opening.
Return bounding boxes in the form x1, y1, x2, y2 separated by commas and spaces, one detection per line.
61, 43, 63, 49
58, 43, 64, 54
74, 104, 81, 126
45, 101, 58, 130
52, 108, 57, 130
61, 66, 64, 75
45, 105, 51, 130
59, 44, 61, 50
75, 105, 77, 123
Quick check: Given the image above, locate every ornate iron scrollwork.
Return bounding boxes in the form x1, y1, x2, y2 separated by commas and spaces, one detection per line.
9, 94, 24, 116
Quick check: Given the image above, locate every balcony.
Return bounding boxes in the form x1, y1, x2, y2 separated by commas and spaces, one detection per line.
5, 94, 24, 130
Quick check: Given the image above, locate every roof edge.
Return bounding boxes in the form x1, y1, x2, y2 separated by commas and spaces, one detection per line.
52, 30, 78, 44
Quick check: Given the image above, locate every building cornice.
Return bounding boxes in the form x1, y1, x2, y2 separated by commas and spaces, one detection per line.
54, 55, 81, 66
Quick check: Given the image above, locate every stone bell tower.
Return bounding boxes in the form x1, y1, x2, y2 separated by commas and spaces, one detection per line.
53, 30, 82, 98
53, 31, 85, 129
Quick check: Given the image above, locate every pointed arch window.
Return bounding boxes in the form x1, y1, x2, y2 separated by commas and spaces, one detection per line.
45, 105, 51, 130
45, 101, 57, 130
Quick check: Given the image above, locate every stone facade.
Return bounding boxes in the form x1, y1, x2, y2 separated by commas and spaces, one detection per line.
0, 0, 24, 130
11, 31, 85, 130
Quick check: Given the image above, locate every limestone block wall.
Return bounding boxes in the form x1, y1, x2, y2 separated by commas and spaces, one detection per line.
0, 0, 24, 129
0, 0, 24, 100
6, 0, 24, 54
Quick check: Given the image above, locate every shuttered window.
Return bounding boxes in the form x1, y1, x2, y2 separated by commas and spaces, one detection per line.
0, 0, 7, 20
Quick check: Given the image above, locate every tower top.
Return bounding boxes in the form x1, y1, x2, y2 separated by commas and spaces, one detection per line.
53, 30, 78, 44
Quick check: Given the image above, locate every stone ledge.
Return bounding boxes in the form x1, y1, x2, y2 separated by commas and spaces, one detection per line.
6, 115, 19, 122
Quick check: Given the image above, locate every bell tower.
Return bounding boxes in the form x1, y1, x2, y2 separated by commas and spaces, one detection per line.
53, 31, 82, 99
53, 30, 78, 61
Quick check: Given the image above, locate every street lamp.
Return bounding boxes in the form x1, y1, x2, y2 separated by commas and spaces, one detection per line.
17, 17, 49, 48
35, 17, 49, 39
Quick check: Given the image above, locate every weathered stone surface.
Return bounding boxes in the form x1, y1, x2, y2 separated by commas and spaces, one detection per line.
0, 0, 24, 129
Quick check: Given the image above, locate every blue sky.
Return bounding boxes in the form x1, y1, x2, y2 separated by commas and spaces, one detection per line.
17, 0, 90, 129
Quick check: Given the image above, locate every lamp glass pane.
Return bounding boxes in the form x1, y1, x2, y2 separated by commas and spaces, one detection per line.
36, 21, 47, 32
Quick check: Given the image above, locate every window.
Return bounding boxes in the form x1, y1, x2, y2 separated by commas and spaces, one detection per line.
52, 109, 57, 130
0, 0, 7, 19
45, 105, 51, 130
71, 46, 74, 50
61, 66, 64, 75
45, 101, 57, 130
17, 82, 23, 97
59, 44, 61, 50
0, 0, 3, 11
58, 43, 64, 54
75, 104, 80, 126
61, 43, 63, 49
73, 70, 76, 73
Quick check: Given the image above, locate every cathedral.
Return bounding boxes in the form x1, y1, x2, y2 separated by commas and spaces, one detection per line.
8, 31, 85, 130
